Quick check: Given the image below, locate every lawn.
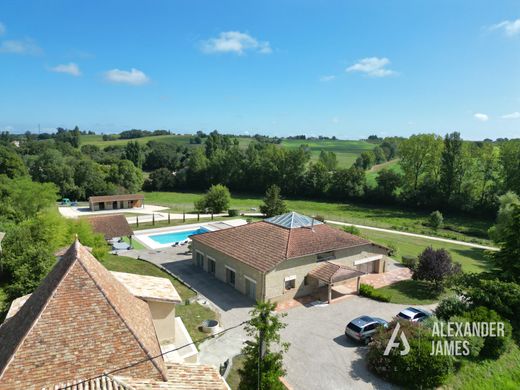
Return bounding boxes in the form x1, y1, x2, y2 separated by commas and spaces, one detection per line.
142, 191, 493, 245
226, 354, 245, 390
376, 280, 450, 305
444, 344, 520, 389
357, 227, 490, 273
366, 159, 402, 187
100, 254, 216, 342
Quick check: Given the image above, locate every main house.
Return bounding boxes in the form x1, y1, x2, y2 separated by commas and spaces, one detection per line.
190, 212, 390, 303
0, 240, 228, 390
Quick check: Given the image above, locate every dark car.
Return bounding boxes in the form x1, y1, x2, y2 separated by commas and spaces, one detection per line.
345, 315, 388, 343
396, 307, 431, 323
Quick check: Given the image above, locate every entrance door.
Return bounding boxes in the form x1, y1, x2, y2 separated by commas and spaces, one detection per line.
226, 268, 236, 286
245, 278, 256, 300
113, 201, 118, 209
208, 258, 216, 275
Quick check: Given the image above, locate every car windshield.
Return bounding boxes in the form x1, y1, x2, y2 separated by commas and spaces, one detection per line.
398, 312, 412, 320
347, 323, 363, 333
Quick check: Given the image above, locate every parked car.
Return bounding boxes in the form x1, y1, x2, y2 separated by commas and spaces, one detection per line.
345, 315, 388, 343
396, 307, 431, 322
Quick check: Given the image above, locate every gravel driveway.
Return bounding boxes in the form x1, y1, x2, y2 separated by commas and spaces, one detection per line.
281, 296, 436, 390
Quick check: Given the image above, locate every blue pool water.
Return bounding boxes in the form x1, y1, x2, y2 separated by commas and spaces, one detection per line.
149, 227, 210, 244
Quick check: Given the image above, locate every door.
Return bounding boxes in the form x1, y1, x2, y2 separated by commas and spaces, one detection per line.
226, 268, 236, 286
113, 201, 118, 209
245, 278, 256, 300
196, 252, 204, 268
208, 258, 216, 275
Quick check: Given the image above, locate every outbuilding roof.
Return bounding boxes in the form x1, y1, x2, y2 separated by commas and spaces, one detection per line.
87, 214, 134, 239
0, 239, 167, 389
191, 216, 372, 273
89, 194, 144, 203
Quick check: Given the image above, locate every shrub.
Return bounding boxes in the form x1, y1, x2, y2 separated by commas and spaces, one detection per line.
367, 320, 454, 388
228, 209, 239, 217
428, 210, 444, 230
401, 255, 418, 270
385, 242, 398, 257
194, 184, 231, 214
342, 225, 361, 236
359, 283, 390, 302
435, 296, 469, 321
465, 306, 512, 359
313, 214, 325, 222
413, 247, 461, 292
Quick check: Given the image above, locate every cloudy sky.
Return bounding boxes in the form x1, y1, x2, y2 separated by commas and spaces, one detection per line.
0, 0, 519, 139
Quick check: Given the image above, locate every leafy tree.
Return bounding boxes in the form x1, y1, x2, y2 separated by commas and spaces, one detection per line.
143, 168, 176, 191
107, 159, 144, 193
195, 184, 231, 214
354, 151, 375, 170
428, 210, 444, 230
303, 162, 330, 197
0, 145, 27, 178
329, 167, 366, 200
375, 169, 402, 199
186, 148, 209, 190
435, 295, 469, 321
72, 158, 113, 199
123, 141, 145, 168
29, 148, 76, 196
500, 140, 520, 195
413, 247, 461, 292
260, 185, 288, 217
490, 204, 520, 281
399, 134, 443, 193
439, 132, 465, 201
380, 140, 398, 160
238, 301, 289, 390
372, 146, 386, 164
488, 191, 520, 243
318, 150, 337, 170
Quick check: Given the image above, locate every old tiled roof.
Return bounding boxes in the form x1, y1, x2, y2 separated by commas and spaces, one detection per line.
115, 363, 230, 390
87, 214, 134, 239
0, 240, 167, 390
43, 376, 131, 390
191, 219, 371, 272
111, 272, 182, 304
89, 194, 144, 203
308, 261, 365, 284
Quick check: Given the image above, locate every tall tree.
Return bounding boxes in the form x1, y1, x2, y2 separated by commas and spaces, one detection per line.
440, 132, 465, 201
491, 204, 520, 282
488, 192, 520, 243
329, 167, 366, 200
260, 185, 288, 217
500, 140, 520, 195
238, 301, 289, 390
123, 141, 145, 169
107, 159, 144, 193
318, 150, 338, 170
0, 145, 27, 178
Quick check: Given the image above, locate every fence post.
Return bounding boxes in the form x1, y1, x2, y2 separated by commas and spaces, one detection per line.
211, 212, 214, 221
168, 213, 171, 224
136, 215, 139, 228
183, 211, 186, 223
152, 213, 155, 226
197, 212, 200, 221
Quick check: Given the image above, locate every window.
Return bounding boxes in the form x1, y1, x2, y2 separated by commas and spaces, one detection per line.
196, 252, 204, 268
284, 276, 296, 290
208, 258, 216, 275
303, 276, 309, 286
317, 251, 335, 262
226, 267, 236, 286
364, 324, 376, 331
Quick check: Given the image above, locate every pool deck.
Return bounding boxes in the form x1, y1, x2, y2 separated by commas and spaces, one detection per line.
133, 219, 247, 249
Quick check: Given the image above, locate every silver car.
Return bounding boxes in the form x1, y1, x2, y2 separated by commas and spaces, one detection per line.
396, 307, 431, 322
345, 315, 389, 343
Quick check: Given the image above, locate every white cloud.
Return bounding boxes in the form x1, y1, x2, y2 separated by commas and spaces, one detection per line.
50, 62, 81, 76
201, 31, 271, 55
0, 38, 41, 55
501, 111, 520, 119
331, 116, 340, 124
489, 18, 520, 36
474, 113, 489, 122
320, 75, 336, 82
0, 22, 5, 36
346, 57, 396, 77
104, 68, 150, 85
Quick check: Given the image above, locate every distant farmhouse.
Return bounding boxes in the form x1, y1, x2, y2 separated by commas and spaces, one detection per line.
89, 193, 144, 211
190, 212, 390, 303
0, 240, 227, 389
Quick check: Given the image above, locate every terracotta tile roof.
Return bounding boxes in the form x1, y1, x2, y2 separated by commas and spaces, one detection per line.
110, 272, 182, 304
308, 261, 365, 284
43, 376, 131, 390
115, 363, 230, 390
191, 220, 370, 272
89, 194, 144, 203
87, 214, 134, 239
0, 240, 167, 390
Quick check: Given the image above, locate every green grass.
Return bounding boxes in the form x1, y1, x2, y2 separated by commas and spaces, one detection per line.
80, 134, 196, 147
376, 280, 450, 305
121, 236, 145, 249
358, 228, 490, 273
444, 344, 520, 389
100, 254, 216, 342
366, 159, 403, 187
142, 191, 493, 245
226, 354, 246, 390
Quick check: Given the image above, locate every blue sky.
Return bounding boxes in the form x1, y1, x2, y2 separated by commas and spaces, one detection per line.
0, 0, 519, 140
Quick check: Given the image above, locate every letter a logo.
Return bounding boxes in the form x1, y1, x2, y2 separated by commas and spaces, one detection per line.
384, 323, 410, 356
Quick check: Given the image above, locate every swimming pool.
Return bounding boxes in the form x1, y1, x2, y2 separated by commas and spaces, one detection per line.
148, 227, 210, 245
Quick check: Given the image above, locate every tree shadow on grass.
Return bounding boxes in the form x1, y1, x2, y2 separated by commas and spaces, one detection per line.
450, 247, 492, 272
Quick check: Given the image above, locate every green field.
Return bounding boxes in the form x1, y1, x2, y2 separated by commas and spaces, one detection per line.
366, 159, 403, 187
375, 280, 450, 305
142, 191, 493, 245
80, 134, 376, 169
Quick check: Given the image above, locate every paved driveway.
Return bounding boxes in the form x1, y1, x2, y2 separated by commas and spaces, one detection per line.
281, 296, 435, 390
